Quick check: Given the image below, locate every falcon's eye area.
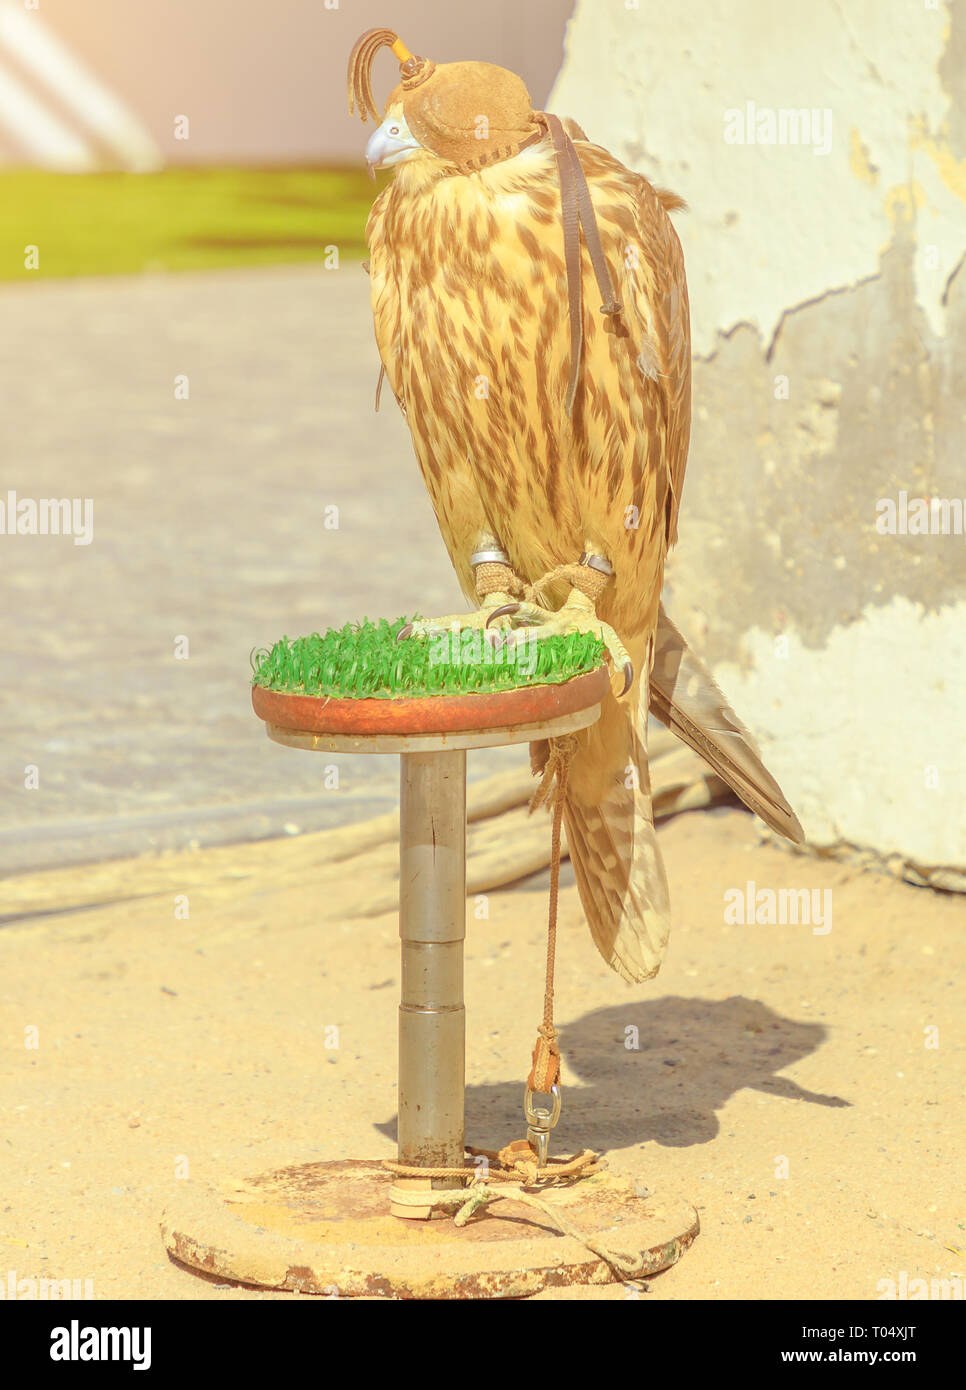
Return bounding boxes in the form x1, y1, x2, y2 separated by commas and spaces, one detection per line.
365, 115, 421, 170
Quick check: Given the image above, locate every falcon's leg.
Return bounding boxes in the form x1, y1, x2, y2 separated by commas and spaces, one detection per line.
396, 533, 523, 646
488, 549, 635, 697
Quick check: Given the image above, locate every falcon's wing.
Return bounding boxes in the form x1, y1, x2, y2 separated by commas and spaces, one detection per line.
617, 173, 692, 550
650, 603, 805, 843
365, 186, 405, 408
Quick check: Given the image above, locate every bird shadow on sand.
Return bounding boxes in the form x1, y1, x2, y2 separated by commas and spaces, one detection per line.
374, 995, 850, 1153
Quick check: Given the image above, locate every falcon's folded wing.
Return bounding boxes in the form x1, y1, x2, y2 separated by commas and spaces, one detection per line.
649, 603, 805, 844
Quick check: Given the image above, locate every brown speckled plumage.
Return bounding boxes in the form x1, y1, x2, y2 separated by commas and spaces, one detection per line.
366, 118, 692, 982
368, 133, 690, 629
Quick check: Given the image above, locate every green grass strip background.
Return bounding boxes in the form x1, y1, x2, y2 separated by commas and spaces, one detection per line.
1, 167, 376, 279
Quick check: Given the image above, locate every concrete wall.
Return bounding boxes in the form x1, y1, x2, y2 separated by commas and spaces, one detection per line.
552, 0, 966, 884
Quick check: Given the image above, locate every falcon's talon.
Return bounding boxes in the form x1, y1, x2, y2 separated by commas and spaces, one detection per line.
485, 603, 521, 627
395, 593, 524, 645
484, 585, 634, 696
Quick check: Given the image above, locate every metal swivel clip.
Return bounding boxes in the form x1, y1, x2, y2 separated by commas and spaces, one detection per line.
523, 1084, 561, 1168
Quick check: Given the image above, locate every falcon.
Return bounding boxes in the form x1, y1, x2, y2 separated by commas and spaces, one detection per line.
348, 28, 803, 983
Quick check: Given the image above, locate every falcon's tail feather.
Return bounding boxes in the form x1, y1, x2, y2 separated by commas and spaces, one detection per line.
649, 603, 804, 844
536, 669, 671, 984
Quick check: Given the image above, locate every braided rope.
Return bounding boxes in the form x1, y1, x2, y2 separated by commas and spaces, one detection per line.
522, 562, 610, 607
474, 560, 526, 599
525, 734, 578, 1091
382, 1152, 647, 1279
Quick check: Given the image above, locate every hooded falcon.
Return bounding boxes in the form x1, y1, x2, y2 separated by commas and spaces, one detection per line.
348, 29, 803, 984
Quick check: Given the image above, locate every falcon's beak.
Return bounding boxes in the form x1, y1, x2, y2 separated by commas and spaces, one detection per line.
365, 117, 422, 178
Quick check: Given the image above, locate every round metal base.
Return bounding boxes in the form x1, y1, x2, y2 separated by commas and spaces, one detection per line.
160, 1159, 699, 1299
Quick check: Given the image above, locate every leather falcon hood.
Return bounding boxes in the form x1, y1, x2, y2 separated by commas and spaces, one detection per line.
347, 27, 543, 173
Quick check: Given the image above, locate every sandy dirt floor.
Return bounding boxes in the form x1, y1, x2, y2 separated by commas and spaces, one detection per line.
2, 803, 962, 1301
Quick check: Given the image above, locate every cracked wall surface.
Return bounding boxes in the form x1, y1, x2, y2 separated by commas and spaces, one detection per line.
552, 0, 966, 877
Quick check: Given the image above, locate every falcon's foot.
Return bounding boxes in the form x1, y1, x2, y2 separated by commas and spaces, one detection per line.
488, 585, 634, 697
395, 591, 521, 649
397, 541, 529, 648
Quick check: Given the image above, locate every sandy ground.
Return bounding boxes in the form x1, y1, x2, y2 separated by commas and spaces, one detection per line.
2, 803, 963, 1301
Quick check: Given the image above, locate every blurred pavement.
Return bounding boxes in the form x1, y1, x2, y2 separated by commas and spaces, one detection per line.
0, 266, 522, 874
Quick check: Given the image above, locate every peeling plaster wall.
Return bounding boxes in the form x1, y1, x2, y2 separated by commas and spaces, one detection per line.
552, 1, 966, 878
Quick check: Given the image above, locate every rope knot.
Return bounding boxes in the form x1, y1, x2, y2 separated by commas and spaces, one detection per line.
528, 732, 579, 816
522, 561, 585, 607
527, 1023, 561, 1093
497, 1139, 541, 1185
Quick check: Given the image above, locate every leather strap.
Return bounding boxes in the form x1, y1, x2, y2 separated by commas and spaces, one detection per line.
541, 113, 623, 417
370, 115, 624, 422
546, 114, 584, 417
462, 124, 546, 172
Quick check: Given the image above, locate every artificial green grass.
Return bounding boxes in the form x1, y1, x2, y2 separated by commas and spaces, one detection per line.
0, 166, 379, 280
251, 618, 606, 700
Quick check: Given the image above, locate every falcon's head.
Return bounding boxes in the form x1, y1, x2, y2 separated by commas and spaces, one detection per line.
363, 107, 423, 176
348, 27, 543, 177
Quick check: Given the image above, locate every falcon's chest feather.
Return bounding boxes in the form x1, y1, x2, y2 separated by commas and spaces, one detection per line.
381, 146, 568, 324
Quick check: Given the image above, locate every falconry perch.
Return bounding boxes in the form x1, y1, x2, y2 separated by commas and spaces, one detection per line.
348, 28, 803, 984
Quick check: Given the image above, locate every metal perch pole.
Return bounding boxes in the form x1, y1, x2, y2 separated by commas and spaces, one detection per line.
394, 749, 467, 1215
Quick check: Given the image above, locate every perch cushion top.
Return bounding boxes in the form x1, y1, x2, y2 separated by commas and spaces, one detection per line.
251, 617, 605, 701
